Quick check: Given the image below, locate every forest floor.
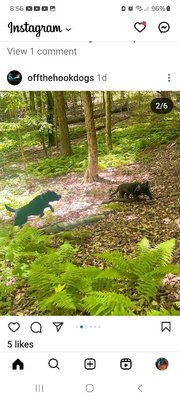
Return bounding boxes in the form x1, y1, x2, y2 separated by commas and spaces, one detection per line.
1, 137, 180, 264
8, 137, 180, 315
1, 125, 180, 314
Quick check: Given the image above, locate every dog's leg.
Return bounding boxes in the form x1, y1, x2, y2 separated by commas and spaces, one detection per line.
14, 216, 28, 226
39, 213, 44, 217
48, 205, 54, 212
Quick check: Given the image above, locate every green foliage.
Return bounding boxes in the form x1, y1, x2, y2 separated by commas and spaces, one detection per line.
27, 143, 88, 176
82, 292, 136, 316
27, 243, 94, 314
24, 236, 179, 315
0, 283, 12, 315
0, 221, 179, 315
146, 308, 180, 316
0, 224, 51, 284
97, 238, 178, 302
69, 125, 86, 140
1, 93, 179, 181
19, 115, 52, 145
59, 230, 91, 244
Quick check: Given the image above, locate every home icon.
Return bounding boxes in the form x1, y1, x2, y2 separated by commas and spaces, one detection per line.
12, 359, 24, 370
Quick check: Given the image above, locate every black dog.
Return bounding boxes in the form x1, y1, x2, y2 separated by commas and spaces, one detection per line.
5, 190, 61, 226
110, 181, 152, 200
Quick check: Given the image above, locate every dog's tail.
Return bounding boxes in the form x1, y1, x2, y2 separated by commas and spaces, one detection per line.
110, 186, 120, 198
5, 204, 16, 213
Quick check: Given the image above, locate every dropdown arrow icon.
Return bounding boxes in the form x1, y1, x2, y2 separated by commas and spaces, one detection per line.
138, 384, 143, 392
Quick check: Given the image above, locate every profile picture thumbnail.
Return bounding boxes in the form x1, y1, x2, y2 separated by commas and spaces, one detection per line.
155, 357, 169, 371
7, 70, 22, 85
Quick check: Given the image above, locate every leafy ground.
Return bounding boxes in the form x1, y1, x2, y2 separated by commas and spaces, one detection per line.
1, 136, 179, 261
0, 112, 180, 314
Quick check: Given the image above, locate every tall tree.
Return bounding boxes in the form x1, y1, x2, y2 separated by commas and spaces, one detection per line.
105, 91, 112, 151
157, 91, 171, 99
35, 91, 48, 157
35, 91, 42, 115
53, 91, 72, 156
29, 91, 36, 113
46, 91, 56, 147
81, 91, 98, 182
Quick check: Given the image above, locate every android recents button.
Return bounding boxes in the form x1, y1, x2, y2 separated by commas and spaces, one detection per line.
85, 384, 94, 392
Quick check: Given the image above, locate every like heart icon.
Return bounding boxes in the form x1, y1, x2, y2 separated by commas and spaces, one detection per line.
8, 322, 20, 333
134, 21, 146, 32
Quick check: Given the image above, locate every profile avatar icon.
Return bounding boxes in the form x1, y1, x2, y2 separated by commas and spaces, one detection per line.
7, 70, 22, 85
155, 357, 169, 371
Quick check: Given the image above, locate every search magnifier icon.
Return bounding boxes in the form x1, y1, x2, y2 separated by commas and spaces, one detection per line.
48, 358, 60, 370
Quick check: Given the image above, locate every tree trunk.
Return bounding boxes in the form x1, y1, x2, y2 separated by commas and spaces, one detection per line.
35, 91, 42, 115
23, 92, 28, 108
176, 92, 180, 102
102, 92, 105, 112
42, 214, 106, 234
81, 91, 98, 182
53, 91, 72, 156
157, 91, 171, 99
29, 91, 36, 113
34, 91, 48, 157
47, 91, 56, 147
105, 91, 112, 151
138, 91, 141, 106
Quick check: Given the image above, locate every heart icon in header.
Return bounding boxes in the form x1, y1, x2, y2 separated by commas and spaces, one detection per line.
134, 21, 147, 32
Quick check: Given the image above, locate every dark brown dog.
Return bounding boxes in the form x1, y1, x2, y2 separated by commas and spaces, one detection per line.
5, 190, 61, 226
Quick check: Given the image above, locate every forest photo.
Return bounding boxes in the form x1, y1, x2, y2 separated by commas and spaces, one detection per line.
0, 90, 179, 316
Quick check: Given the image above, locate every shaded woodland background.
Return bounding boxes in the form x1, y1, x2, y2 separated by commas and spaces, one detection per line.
0, 91, 179, 316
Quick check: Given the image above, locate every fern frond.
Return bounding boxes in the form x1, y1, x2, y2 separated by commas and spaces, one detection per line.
28, 272, 61, 299
97, 251, 130, 277
39, 290, 76, 314
136, 276, 160, 300
154, 239, 175, 266
91, 268, 120, 291
60, 267, 92, 294
147, 307, 180, 316
136, 237, 151, 254
149, 265, 180, 278
82, 292, 136, 316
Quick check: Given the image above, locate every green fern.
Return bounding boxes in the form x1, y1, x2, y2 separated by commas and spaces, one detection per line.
82, 292, 136, 316
97, 238, 178, 301
38, 291, 77, 314
26, 237, 179, 315
27, 244, 94, 314
136, 237, 151, 254
1, 224, 179, 316
147, 307, 180, 316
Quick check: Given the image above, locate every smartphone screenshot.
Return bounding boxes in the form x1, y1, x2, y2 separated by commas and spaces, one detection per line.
0, 1, 179, 399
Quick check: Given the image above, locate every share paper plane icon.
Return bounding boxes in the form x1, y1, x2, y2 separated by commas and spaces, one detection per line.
53, 322, 64, 332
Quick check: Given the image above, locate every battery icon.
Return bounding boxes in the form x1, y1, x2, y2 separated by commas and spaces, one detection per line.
166, 6, 170, 11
